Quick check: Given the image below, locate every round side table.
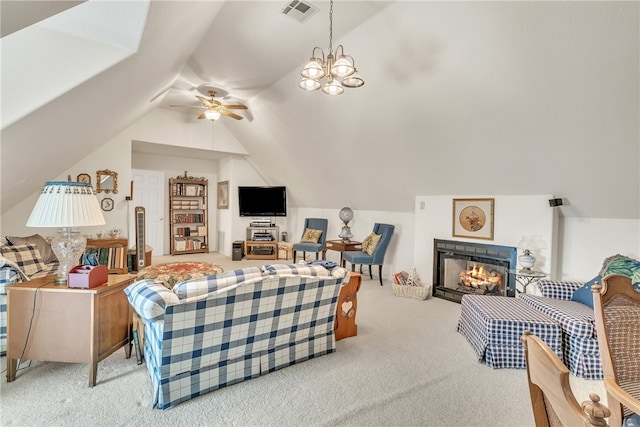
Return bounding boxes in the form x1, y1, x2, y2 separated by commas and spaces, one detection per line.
509, 270, 546, 295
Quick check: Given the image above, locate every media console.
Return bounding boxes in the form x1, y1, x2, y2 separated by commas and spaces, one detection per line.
245, 226, 279, 260
245, 241, 278, 260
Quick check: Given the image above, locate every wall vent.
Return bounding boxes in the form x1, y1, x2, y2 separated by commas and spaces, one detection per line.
281, 0, 318, 23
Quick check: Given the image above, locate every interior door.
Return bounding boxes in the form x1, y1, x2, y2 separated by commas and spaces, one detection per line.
129, 169, 164, 256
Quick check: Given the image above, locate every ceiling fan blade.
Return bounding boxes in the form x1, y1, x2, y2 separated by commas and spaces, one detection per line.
220, 110, 243, 120
169, 104, 206, 109
196, 95, 214, 107
222, 104, 248, 110
197, 113, 206, 120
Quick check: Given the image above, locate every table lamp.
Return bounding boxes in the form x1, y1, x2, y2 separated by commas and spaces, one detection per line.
338, 207, 354, 242
26, 181, 106, 284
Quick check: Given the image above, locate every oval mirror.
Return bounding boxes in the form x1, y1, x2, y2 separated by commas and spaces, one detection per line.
96, 169, 118, 194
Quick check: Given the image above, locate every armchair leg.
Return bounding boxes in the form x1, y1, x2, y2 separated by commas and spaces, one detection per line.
368, 265, 373, 280
378, 265, 383, 286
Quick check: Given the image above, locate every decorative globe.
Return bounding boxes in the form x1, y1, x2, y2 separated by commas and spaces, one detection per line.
339, 207, 354, 225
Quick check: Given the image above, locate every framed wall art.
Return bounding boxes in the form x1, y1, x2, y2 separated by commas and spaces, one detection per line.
452, 198, 494, 240
217, 181, 229, 209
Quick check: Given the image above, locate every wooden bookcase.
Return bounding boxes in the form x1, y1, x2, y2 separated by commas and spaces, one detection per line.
85, 238, 129, 274
169, 178, 208, 255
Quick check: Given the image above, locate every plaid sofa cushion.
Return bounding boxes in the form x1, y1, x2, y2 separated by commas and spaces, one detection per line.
173, 266, 263, 299
0, 244, 47, 277
125, 279, 180, 321
262, 263, 349, 280
537, 280, 583, 300
519, 293, 595, 339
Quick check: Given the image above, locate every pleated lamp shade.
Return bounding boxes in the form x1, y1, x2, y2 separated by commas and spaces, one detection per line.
27, 181, 106, 227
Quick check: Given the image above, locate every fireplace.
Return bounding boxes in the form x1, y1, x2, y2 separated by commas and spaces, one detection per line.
432, 239, 517, 302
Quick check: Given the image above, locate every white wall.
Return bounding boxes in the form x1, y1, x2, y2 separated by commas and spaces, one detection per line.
3, 136, 131, 240
558, 217, 640, 280
414, 195, 556, 287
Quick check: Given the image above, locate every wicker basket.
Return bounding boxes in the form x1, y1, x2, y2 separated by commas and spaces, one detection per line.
392, 267, 431, 300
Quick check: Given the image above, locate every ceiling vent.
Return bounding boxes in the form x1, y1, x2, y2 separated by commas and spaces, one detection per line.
281, 0, 318, 23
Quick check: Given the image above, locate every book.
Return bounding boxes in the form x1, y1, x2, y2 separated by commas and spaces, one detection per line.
132, 329, 143, 365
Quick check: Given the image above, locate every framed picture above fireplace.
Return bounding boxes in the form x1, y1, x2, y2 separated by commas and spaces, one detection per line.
452, 198, 494, 240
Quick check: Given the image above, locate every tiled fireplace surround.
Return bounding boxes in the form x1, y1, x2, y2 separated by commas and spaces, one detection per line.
432, 239, 517, 302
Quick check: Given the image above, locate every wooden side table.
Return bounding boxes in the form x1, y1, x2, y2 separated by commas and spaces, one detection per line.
335, 273, 362, 341
6, 274, 135, 386
324, 240, 362, 265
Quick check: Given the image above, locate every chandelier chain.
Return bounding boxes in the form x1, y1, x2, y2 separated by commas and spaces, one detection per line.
328, 0, 333, 53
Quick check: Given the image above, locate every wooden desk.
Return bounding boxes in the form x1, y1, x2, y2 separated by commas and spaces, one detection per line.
6, 274, 135, 386
323, 240, 362, 265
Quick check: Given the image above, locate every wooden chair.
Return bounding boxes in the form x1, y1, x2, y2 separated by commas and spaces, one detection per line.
520, 331, 611, 426
593, 274, 640, 427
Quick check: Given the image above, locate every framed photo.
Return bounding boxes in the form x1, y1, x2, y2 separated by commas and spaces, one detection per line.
77, 173, 91, 185
217, 181, 229, 209
101, 197, 114, 212
452, 198, 494, 240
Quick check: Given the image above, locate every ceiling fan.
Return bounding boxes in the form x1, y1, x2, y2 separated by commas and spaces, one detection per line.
169, 90, 248, 121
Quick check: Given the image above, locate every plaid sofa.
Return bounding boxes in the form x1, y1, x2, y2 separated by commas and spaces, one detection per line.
0, 244, 59, 356
125, 263, 349, 409
518, 280, 603, 379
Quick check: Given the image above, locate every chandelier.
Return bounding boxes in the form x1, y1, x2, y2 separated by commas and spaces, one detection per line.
298, 0, 364, 95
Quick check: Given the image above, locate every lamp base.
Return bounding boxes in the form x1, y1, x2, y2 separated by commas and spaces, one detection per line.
50, 228, 87, 285
338, 225, 353, 243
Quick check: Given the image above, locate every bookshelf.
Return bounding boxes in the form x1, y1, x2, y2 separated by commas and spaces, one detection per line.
169, 178, 208, 255
85, 238, 129, 274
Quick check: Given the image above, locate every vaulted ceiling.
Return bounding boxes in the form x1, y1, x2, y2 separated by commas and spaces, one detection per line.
1, 1, 638, 220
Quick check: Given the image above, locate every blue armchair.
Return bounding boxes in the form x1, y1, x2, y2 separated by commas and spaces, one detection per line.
292, 218, 328, 262
341, 223, 395, 286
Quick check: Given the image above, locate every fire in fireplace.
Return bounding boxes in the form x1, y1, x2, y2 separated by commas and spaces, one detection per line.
433, 239, 517, 302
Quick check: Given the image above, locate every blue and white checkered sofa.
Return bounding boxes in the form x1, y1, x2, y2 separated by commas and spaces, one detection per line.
518, 280, 602, 379
125, 263, 349, 409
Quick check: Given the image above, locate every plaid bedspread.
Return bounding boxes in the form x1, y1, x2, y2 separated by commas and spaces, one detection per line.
126, 264, 347, 409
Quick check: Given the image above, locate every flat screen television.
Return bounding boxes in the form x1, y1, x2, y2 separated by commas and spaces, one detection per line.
238, 186, 287, 217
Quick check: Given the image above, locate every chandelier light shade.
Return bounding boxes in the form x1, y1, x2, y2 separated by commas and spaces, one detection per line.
27, 181, 106, 284
299, 0, 364, 95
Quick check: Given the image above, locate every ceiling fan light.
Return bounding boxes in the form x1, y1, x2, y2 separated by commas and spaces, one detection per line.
301, 58, 325, 79
342, 70, 365, 88
322, 79, 344, 96
204, 109, 221, 121
331, 55, 355, 78
299, 78, 321, 91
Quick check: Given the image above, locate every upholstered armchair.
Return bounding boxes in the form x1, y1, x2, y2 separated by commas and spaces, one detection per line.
292, 218, 328, 262
341, 223, 395, 286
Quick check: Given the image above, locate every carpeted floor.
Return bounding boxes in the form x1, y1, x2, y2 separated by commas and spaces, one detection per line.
0, 253, 605, 426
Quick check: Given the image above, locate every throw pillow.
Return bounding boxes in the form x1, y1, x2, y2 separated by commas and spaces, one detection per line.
599, 254, 640, 287
571, 275, 601, 308
0, 243, 47, 277
300, 228, 323, 243
6, 234, 57, 264
361, 232, 382, 256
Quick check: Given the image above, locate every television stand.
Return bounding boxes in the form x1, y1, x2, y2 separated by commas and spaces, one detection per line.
245, 240, 278, 260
